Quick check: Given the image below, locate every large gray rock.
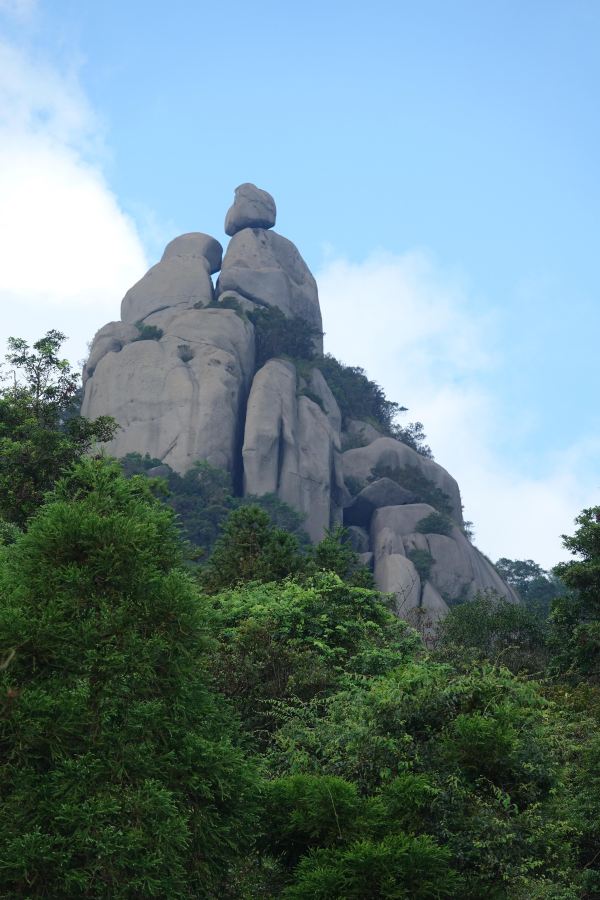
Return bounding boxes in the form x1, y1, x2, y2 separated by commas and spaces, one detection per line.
343, 437, 463, 524
82, 308, 255, 474
161, 232, 223, 275
83, 321, 139, 383
346, 526, 370, 554
371, 505, 519, 607
374, 553, 421, 617
242, 359, 343, 541
217, 228, 323, 350
343, 418, 382, 449
344, 477, 418, 528
225, 183, 276, 236
121, 242, 215, 324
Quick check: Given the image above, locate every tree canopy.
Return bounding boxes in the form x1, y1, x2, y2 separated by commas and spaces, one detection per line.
0, 331, 115, 526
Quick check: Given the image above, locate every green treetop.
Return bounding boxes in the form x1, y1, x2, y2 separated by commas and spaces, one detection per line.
0, 457, 257, 898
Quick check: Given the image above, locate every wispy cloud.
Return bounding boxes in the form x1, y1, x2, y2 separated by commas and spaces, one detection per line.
0, 0, 38, 22
0, 37, 147, 366
318, 251, 598, 568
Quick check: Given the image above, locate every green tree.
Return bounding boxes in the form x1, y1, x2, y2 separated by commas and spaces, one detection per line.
208, 574, 419, 736
495, 557, 564, 619
248, 306, 322, 368
307, 526, 374, 587
0, 331, 115, 526
201, 505, 305, 592
436, 594, 548, 674
550, 506, 600, 682
0, 458, 257, 898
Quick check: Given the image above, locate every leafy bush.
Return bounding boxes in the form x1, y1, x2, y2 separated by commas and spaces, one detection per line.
133, 322, 163, 341
0, 331, 116, 526
390, 420, 433, 458
284, 834, 457, 899
315, 354, 404, 432
495, 557, 564, 619
120, 454, 309, 557
248, 306, 322, 369
0, 458, 257, 897
201, 505, 305, 592
408, 548, 435, 582
207, 574, 420, 734
261, 775, 364, 867
417, 511, 453, 536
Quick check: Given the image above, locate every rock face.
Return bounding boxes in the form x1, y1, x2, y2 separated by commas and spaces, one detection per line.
83, 308, 254, 474
242, 359, 344, 541
218, 228, 323, 350
225, 183, 276, 236
370, 503, 519, 622
344, 477, 418, 528
162, 232, 223, 274
83, 321, 139, 383
82, 184, 518, 629
343, 437, 463, 525
121, 234, 217, 324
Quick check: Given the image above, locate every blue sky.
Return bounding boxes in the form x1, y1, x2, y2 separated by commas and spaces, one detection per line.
1, 0, 598, 565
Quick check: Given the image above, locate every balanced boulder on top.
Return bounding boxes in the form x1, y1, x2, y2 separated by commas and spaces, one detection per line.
225, 182, 276, 236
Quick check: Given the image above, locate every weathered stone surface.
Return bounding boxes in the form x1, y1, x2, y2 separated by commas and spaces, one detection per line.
371, 505, 518, 607
358, 552, 374, 570
347, 526, 370, 554
343, 437, 463, 524
225, 183, 276, 236
344, 477, 418, 528
242, 359, 342, 541
371, 504, 440, 559
84, 321, 139, 383
121, 255, 214, 324
344, 418, 382, 448
419, 582, 450, 629
304, 368, 342, 435
161, 232, 223, 275
218, 228, 323, 349
216, 290, 262, 314
374, 553, 421, 616
82, 308, 255, 474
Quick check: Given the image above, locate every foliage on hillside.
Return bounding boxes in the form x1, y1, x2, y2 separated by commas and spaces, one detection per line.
0, 459, 257, 897
2, 331, 600, 897
248, 305, 322, 368
120, 453, 309, 557
0, 331, 115, 526
495, 557, 564, 619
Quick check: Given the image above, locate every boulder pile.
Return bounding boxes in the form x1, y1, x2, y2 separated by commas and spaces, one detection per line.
82, 184, 518, 627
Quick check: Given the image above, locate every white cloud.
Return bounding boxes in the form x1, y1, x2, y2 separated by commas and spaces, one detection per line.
318, 251, 598, 568
0, 39, 147, 367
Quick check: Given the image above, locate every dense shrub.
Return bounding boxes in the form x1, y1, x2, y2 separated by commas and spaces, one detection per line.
417, 511, 453, 536
0, 331, 116, 526
0, 458, 257, 898
133, 322, 163, 341
248, 306, 322, 368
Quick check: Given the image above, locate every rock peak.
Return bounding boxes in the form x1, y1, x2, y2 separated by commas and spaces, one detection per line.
225, 183, 276, 236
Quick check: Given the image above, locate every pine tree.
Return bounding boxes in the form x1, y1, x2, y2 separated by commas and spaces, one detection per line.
0, 458, 257, 898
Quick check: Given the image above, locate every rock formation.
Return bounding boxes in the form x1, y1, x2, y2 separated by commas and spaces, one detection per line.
82, 183, 518, 626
